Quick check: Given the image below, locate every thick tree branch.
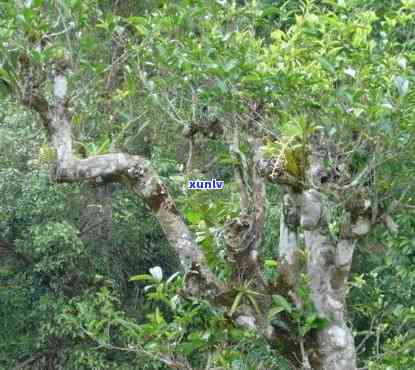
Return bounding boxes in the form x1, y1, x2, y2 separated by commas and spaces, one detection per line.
249, 135, 266, 259
277, 189, 302, 289
230, 125, 250, 216
256, 133, 377, 369
21, 68, 223, 295
301, 187, 373, 370
225, 125, 267, 287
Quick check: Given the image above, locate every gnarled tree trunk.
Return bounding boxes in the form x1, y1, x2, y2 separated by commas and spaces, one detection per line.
258, 142, 376, 369
301, 189, 358, 370
22, 67, 224, 297
17, 57, 385, 369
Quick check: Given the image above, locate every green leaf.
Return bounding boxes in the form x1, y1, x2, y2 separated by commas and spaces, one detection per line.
115, 318, 142, 334
166, 271, 180, 284
127, 16, 148, 35
268, 306, 286, 320
300, 315, 329, 336
246, 294, 261, 315
230, 292, 244, 316
96, 137, 111, 155
260, 142, 281, 157
223, 59, 238, 73
0, 68, 11, 83
280, 122, 303, 139
185, 210, 203, 224
272, 294, 293, 314
317, 56, 336, 76
129, 274, 157, 282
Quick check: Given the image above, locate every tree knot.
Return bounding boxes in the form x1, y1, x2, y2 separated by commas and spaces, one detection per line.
127, 163, 146, 179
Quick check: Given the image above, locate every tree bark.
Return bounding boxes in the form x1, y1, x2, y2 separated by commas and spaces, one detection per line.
257, 142, 375, 368
301, 189, 358, 370
278, 189, 302, 289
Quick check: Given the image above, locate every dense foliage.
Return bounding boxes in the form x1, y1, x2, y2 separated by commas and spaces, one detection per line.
1, 0, 415, 369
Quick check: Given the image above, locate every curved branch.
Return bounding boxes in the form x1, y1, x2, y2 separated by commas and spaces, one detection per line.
21, 69, 223, 295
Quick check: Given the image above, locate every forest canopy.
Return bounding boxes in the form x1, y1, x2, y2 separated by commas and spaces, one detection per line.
1, 0, 415, 369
